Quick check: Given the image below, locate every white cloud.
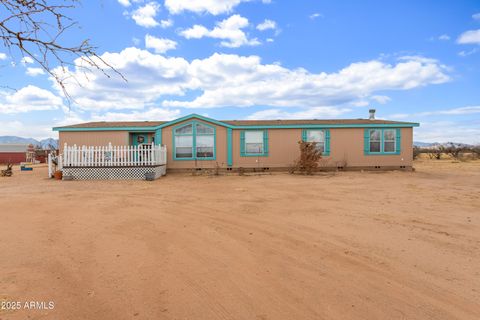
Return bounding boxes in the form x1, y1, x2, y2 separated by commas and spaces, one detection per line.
438, 34, 450, 41
0, 120, 55, 140
0, 53, 7, 60
160, 19, 173, 28
390, 106, 480, 119
21, 56, 34, 65
118, 0, 131, 6
131, 2, 161, 28
50, 47, 190, 111
309, 13, 323, 20
473, 13, 480, 21
164, 54, 449, 108
247, 107, 352, 120
26, 67, 45, 76
132, 37, 141, 45
458, 48, 478, 57
415, 121, 480, 144
145, 34, 177, 53
180, 25, 209, 38
50, 48, 449, 113
266, 38, 274, 43
0, 85, 63, 114
457, 29, 480, 44
180, 14, 260, 48
90, 108, 181, 121
370, 95, 391, 104
257, 19, 276, 31
165, 0, 247, 15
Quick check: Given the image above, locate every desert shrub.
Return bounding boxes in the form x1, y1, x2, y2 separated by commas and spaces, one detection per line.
238, 167, 245, 176
413, 146, 421, 160
213, 162, 220, 176
444, 143, 464, 160
291, 141, 322, 175
427, 148, 442, 160
471, 146, 480, 159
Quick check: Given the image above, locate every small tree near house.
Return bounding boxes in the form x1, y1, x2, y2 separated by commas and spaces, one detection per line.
290, 141, 322, 175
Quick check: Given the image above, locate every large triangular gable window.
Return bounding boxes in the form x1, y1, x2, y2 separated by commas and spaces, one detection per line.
174, 122, 216, 160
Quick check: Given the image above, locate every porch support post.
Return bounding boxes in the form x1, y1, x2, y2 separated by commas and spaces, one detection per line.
155, 129, 162, 145
227, 128, 233, 167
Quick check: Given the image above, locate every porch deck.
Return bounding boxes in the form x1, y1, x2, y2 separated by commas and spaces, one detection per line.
49, 143, 167, 180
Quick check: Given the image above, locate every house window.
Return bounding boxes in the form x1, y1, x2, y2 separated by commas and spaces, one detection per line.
365, 128, 400, 154
195, 123, 214, 158
369, 129, 381, 152
383, 129, 396, 152
245, 131, 264, 154
241, 130, 268, 156
174, 122, 215, 160
305, 130, 325, 153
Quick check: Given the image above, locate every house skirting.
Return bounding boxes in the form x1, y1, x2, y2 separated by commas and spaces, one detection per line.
62, 165, 166, 180
166, 165, 413, 173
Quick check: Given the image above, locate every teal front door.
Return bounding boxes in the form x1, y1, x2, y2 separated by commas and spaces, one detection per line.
132, 133, 149, 162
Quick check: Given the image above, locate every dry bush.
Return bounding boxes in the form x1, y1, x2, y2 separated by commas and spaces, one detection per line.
427, 148, 442, 160
413, 146, 421, 160
291, 141, 322, 175
444, 143, 464, 160
213, 162, 220, 176
471, 146, 480, 159
1, 163, 13, 177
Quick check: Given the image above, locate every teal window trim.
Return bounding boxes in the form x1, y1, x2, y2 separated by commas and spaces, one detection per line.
302, 129, 331, 156
227, 128, 233, 166
172, 121, 216, 161
240, 129, 269, 157
364, 128, 401, 155
154, 129, 162, 145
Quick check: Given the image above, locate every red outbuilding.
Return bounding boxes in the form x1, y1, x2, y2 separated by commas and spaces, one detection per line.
0, 144, 29, 164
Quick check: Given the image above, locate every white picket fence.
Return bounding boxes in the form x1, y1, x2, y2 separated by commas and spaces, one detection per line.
61, 143, 167, 167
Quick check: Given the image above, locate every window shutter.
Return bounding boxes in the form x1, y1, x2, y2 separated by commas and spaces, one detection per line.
395, 128, 401, 154
263, 130, 269, 156
364, 129, 370, 155
240, 131, 245, 156
324, 129, 331, 156
302, 129, 307, 142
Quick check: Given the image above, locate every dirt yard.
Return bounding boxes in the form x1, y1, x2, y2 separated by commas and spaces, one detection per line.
0, 160, 479, 320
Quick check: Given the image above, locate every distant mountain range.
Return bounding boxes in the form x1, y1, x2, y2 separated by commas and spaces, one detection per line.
0, 136, 58, 149
414, 141, 475, 148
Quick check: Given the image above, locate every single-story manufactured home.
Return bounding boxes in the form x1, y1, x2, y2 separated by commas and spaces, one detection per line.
53, 110, 419, 172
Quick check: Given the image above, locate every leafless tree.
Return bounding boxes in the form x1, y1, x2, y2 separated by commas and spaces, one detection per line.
0, 0, 124, 100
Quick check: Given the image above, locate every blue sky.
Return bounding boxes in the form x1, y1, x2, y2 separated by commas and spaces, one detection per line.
0, 0, 479, 143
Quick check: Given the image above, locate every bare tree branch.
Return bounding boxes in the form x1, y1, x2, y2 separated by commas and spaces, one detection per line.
0, 0, 126, 105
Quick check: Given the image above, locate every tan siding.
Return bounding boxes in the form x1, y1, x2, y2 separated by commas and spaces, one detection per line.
329, 128, 413, 167
232, 128, 301, 168
231, 127, 413, 168
59, 131, 129, 151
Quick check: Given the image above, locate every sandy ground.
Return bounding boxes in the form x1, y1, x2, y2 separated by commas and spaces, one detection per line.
0, 160, 479, 320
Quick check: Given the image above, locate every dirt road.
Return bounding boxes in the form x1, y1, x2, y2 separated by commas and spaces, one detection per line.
1, 160, 479, 319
